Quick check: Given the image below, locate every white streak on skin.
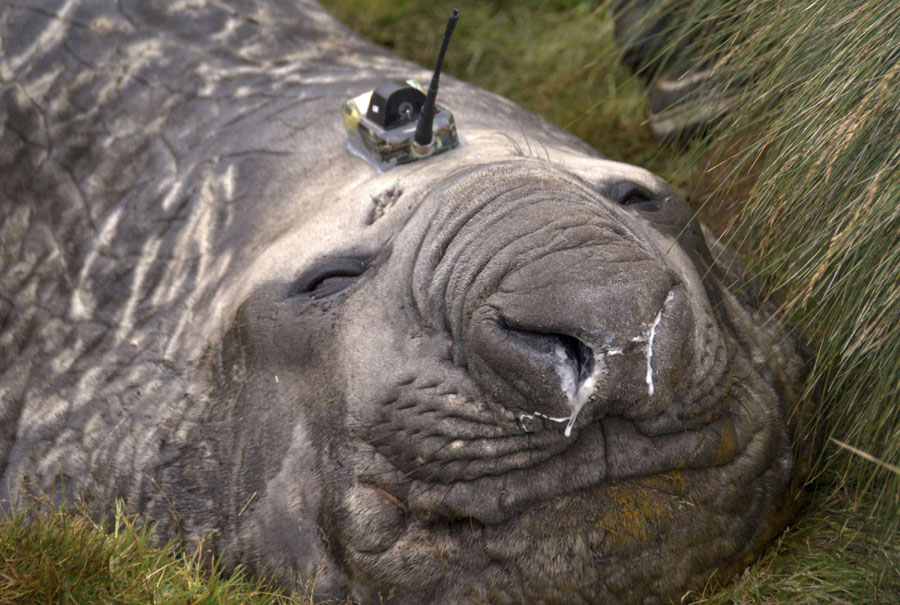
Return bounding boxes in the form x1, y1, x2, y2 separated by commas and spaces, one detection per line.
70, 207, 124, 321
160, 180, 184, 213
28, 66, 64, 106
117, 236, 162, 341
522, 411, 570, 423
646, 291, 675, 397
163, 184, 223, 358
518, 411, 569, 433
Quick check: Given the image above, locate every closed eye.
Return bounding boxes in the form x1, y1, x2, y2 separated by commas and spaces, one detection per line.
288, 257, 370, 299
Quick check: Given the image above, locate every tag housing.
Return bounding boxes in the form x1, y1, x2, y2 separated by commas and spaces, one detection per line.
342, 79, 459, 165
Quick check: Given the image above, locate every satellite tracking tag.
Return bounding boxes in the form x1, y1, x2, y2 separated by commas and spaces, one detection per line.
342, 9, 460, 166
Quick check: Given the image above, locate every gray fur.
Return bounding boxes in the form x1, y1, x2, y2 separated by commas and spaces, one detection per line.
0, 1, 802, 602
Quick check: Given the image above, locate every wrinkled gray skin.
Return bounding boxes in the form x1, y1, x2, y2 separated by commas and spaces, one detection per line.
0, 1, 802, 602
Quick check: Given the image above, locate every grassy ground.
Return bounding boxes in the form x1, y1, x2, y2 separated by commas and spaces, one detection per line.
2, 489, 897, 604
0, 499, 297, 604
3, 0, 898, 602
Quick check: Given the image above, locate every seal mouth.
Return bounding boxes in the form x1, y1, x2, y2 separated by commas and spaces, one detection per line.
361, 399, 740, 526
360, 348, 738, 525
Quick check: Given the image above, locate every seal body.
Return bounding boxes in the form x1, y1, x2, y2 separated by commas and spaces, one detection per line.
0, 1, 801, 602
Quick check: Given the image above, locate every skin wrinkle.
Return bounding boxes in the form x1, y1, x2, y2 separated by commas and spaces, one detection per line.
367, 376, 576, 478
431, 187, 665, 340
430, 175, 598, 268
498, 255, 662, 296
409, 429, 609, 521
396, 420, 559, 468
439, 196, 576, 324
390, 395, 506, 432
446, 229, 631, 363
449, 228, 632, 340
384, 408, 552, 478
411, 179, 532, 328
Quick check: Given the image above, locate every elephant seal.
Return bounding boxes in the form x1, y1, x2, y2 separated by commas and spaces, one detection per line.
0, 1, 803, 602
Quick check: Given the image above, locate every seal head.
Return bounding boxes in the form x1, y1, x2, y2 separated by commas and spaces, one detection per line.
226, 157, 798, 602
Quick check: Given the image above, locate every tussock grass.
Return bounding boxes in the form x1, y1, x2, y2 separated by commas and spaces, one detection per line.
612, 0, 900, 599
690, 490, 900, 604
642, 0, 900, 525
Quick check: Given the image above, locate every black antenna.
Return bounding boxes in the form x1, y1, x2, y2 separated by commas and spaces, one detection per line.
414, 9, 459, 147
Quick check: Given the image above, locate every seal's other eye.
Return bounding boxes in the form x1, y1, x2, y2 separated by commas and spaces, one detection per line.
288, 258, 370, 299
608, 182, 661, 210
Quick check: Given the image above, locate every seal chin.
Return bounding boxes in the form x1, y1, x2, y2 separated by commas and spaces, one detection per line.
339, 376, 782, 603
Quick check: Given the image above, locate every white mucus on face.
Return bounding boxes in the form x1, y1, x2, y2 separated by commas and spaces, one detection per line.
554, 344, 578, 403
646, 291, 675, 397
545, 289, 675, 438
551, 345, 607, 438
564, 352, 604, 437
519, 411, 570, 426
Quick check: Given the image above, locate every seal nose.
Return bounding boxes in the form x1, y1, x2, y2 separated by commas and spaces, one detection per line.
464, 245, 688, 432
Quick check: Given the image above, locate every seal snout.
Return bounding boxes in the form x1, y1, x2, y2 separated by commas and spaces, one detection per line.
463, 244, 693, 435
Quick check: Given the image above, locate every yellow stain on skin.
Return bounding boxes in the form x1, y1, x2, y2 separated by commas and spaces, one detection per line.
714, 419, 738, 466
659, 470, 687, 492
635, 470, 688, 494
593, 484, 675, 542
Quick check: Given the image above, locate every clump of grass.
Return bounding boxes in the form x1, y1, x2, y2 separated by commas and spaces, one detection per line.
0, 498, 301, 604
694, 485, 900, 604
642, 0, 900, 523
619, 0, 900, 595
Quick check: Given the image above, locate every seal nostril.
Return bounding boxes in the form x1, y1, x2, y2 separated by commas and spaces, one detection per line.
556, 334, 595, 383
505, 327, 595, 389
